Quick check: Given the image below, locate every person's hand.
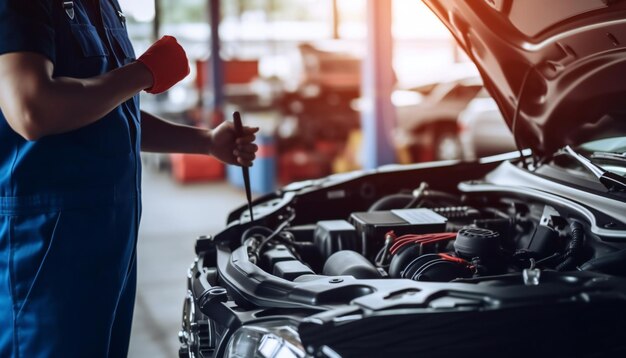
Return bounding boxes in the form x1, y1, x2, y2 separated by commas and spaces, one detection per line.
136, 36, 190, 94
209, 121, 259, 167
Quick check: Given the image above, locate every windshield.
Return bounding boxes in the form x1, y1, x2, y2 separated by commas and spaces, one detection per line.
579, 137, 626, 154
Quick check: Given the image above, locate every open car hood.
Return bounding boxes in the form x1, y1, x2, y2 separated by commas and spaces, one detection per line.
422, 0, 626, 158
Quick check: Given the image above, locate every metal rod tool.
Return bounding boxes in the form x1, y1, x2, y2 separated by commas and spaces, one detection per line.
232, 111, 254, 221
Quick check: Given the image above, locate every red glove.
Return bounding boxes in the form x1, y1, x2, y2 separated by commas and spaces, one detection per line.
137, 36, 190, 94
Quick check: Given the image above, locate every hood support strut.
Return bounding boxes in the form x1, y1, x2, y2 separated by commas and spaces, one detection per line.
512, 66, 535, 169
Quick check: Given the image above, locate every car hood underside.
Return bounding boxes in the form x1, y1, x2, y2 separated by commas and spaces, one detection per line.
422, 0, 626, 157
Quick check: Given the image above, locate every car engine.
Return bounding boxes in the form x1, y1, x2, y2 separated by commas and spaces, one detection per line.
240, 182, 615, 285
180, 160, 626, 358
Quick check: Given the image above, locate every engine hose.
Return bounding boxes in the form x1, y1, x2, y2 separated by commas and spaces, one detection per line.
555, 257, 576, 272
405, 182, 429, 208
580, 249, 626, 276
556, 221, 584, 272
255, 209, 297, 255
241, 226, 273, 245
368, 189, 462, 212
484, 207, 510, 220
368, 194, 414, 212
420, 190, 463, 205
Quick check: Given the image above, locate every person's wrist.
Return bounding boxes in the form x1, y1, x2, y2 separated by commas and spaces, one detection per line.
199, 129, 213, 155
132, 61, 154, 90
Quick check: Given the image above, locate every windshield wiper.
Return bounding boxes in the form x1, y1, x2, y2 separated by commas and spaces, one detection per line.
562, 146, 626, 192
590, 151, 626, 163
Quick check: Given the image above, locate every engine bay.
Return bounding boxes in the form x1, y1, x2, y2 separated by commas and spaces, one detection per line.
181, 160, 626, 358
238, 181, 624, 286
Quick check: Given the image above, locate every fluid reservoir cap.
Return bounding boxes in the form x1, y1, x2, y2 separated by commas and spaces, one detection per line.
454, 227, 500, 259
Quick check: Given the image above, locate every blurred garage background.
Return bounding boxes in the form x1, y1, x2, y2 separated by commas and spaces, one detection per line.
118, 0, 516, 356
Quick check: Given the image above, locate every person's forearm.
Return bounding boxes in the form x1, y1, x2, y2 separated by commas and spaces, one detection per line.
142, 111, 259, 166
0, 53, 152, 140
37, 62, 152, 135
140, 111, 211, 154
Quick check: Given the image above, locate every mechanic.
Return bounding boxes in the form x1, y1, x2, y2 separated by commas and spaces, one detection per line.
0, 1, 258, 357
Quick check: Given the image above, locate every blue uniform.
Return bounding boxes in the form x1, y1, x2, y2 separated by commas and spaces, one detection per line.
0, 1, 142, 357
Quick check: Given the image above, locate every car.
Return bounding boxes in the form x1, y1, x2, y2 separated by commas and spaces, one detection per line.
457, 89, 517, 161
394, 73, 482, 162
275, 43, 363, 182
179, 1, 626, 357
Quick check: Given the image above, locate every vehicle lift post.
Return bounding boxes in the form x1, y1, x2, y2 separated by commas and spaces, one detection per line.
361, 0, 397, 169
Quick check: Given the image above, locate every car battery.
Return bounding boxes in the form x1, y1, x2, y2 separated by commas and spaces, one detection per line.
350, 208, 448, 257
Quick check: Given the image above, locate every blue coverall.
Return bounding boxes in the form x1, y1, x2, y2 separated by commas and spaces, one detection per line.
0, 1, 142, 357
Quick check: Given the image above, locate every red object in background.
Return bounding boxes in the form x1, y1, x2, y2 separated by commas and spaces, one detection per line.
170, 153, 224, 183
278, 140, 343, 184
257, 143, 277, 158
195, 59, 259, 90
314, 140, 343, 158
195, 59, 206, 93
416, 146, 435, 163
223, 60, 259, 84
195, 59, 259, 128
278, 149, 330, 184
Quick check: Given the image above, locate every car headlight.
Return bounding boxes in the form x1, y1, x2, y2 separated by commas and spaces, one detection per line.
224, 320, 308, 358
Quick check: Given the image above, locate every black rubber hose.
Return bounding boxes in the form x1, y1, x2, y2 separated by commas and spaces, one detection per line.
255, 210, 297, 255
580, 249, 626, 276
368, 190, 462, 212
241, 226, 273, 245
556, 256, 576, 272
556, 221, 584, 271
421, 190, 462, 205
368, 194, 414, 212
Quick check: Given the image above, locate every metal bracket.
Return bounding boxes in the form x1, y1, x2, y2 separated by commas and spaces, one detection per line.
117, 10, 126, 27
63, 1, 75, 20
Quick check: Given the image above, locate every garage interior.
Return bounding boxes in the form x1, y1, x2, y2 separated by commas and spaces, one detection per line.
119, 0, 514, 356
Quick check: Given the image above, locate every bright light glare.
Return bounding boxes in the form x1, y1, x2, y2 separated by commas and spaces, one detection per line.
118, 0, 155, 23
393, 0, 450, 39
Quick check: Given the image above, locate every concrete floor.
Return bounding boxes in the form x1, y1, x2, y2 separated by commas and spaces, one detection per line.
128, 166, 246, 357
